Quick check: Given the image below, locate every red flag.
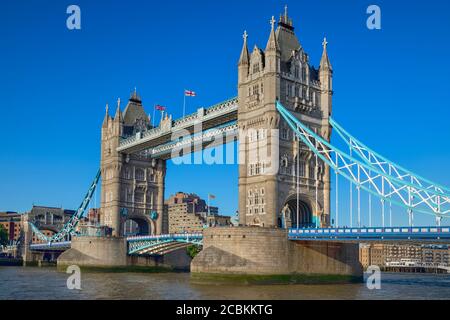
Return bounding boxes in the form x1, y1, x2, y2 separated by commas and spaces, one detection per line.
184, 90, 196, 97
155, 105, 166, 111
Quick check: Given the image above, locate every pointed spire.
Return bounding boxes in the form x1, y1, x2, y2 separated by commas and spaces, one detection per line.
266, 16, 279, 51
114, 98, 122, 121
102, 103, 110, 126
238, 30, 250, 65
320, 37, 332, 71
130, 87, 142, 103
279, 4, 294, 30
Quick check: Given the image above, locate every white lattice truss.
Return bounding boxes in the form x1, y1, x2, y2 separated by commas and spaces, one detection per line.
276, 101, 450, 224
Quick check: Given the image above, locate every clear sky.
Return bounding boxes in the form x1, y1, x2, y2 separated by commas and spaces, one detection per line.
1, 0, 450, 226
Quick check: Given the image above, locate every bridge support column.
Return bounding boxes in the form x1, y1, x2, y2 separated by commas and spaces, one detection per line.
57, 237, 127, 268
21, 218, 34, 265
191, 227, 363, 284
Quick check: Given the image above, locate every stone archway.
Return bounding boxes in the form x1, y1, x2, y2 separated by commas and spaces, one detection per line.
281, 196, 315, 228
123, 216, 153, 236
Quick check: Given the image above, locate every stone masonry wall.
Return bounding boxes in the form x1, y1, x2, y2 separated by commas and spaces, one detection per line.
191, 227, 362, 278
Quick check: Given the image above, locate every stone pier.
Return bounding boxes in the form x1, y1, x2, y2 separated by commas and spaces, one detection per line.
191, 227, 363, 283
57, 236, 191, 271
57, 237, 128, 268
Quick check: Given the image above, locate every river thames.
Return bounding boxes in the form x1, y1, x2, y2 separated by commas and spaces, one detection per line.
0, 267, 449, 300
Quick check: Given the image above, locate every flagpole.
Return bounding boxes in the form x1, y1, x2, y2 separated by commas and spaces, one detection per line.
152, 104, 156, 127
183, 91, 186, 118
208, 194, 210, 217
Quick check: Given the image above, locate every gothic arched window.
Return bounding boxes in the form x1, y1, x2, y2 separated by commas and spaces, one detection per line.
309, 161, 316, 179
281, 126, 289, 140
124, 167, 132, 179
302, 66, 307, 82
297, 160, 306, 177
253, 63, 260, 74
135, 168, 145, 181
281, 155, 289, 168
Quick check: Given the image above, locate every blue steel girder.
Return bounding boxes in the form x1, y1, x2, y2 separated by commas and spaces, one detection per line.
29, 241, 72, 251
289, 226, 450, 243
276, 101, 450, 220
330, 118, 450, 219
29, 170, 101, 243
127, 234, 203, 255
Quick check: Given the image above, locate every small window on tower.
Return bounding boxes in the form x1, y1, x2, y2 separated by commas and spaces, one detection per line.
135, 168, 145, 181
281, 127, 288, 140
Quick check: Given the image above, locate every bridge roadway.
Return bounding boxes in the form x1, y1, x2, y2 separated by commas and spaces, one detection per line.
288, 226, 450, 242
28, 227, 450, 255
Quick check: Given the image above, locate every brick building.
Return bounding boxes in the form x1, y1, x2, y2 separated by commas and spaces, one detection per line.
165, 192, 231, 233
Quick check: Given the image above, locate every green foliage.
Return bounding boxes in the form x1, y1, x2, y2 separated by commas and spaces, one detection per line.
186, 245, 201, 259
0, 224, 8, 246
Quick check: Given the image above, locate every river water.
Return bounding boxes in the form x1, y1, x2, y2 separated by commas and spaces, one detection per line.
1, 267, 449, 300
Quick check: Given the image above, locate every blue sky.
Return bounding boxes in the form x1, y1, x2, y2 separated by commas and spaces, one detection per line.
1, 0, 450, 226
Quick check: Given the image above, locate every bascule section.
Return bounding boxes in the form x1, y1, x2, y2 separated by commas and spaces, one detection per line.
237, 8, 332, 229
101, 91, 166, 237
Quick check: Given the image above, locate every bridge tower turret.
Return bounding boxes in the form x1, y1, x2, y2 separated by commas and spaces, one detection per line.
319, 37, 333, 224
101, 100, 124, 236
238, 30, 250, 84
100, 92, 166, 237
237, 7, 332, 228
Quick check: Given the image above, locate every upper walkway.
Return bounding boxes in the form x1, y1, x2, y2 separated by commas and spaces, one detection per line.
117, 98, 238, 154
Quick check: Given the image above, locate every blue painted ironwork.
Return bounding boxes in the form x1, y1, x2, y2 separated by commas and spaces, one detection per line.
330, 117, 450, 222
127, 233, 203, 255
289, 226, 450, 242
29, 170, 101, 243
150, 211, 158, 221
29, 241, 72, 251
276, 100, 450, 220
120, 208, 128, 217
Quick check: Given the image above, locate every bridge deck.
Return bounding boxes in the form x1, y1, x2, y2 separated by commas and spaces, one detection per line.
288, 226, 450, 242
28, 227, 450, 253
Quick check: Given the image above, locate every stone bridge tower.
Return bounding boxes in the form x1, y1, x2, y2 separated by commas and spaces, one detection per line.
237, 8, 333, 228
100, 91, 166, 237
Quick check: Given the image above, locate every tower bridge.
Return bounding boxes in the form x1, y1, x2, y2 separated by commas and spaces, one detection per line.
23, 8, 450, 281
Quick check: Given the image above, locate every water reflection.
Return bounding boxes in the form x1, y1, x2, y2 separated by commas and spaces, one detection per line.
0, 267, 449, 300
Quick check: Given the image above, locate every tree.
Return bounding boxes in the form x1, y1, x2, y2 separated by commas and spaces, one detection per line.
0, 224, 8, 246
186, 245, 201, 259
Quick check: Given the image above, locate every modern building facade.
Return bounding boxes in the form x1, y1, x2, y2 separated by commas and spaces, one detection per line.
166, 192, 231, 233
